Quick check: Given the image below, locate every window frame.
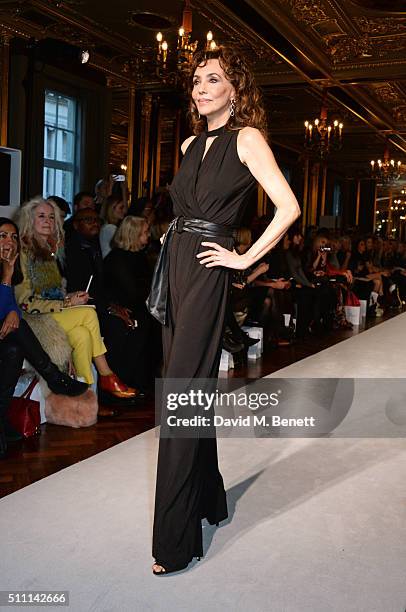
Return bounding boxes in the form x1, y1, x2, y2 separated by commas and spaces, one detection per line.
42, 89, 81, 204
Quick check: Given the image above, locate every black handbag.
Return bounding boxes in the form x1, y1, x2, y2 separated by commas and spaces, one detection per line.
145, 218, 177, 326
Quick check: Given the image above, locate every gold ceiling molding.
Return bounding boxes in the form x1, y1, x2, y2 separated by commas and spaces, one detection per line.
286, 0, 329, 25
191, 0, 285, 67
325, 34, 371, 63
355, 16, 406, 35
370, 83, 406, 126
372, 83, 403, 105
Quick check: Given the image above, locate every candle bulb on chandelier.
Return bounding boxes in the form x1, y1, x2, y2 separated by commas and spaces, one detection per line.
162, 40, 168, 64
156, 32, 163, 60
206, 30, 213, 51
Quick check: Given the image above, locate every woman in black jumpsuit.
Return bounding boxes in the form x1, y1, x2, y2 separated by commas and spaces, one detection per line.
149, 47, 300, 575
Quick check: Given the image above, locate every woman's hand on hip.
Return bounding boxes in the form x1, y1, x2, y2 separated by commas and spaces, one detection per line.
197, 242, 250, 270
0, 310, 20, 339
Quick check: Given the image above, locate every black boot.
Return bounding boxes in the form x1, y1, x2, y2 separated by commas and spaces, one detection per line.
38, 362, 88, 396
0, 340, 25, 459
222, 329, 244, 354
13, 320, 88, 397
238, 330, 260, 348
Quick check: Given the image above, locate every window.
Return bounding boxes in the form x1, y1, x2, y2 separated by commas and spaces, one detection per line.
43, 90, 78, 206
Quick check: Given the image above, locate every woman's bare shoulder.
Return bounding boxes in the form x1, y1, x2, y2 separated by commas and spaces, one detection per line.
237, 127, 267, 165
238, 126, 265, 146
181, 135, 197, 155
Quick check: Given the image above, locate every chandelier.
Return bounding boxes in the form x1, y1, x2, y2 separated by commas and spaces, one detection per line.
304, 92, 343, 158
370, 146, 402, 185
155, 0, 216, 79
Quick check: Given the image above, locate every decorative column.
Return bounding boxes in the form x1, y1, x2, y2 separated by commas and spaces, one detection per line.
134, 92, 152, 199
355, 179, 361, 227
320, 163, 327, 217
0, 33, 11, 146
372, 183, 378, 233
154, 102, 162, 192
257, 185, 267, 216
309, 161, 320, 226
301, 156, 309, 232
387, 187, 393, 236
173, 108, 181, 176
126, 85, 136, 202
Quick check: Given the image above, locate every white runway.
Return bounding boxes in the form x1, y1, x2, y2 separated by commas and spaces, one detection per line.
1, 315, 406, 612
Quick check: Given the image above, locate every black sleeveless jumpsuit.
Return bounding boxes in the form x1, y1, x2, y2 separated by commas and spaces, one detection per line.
152, 126, 257, 571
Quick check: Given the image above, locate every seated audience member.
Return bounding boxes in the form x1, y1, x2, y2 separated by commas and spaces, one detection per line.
99, 195, 127, 258
63, 191, 96, 240
48, 195, 70, 220
372, 236, 384, 268
65, 211, 153, 392
222, 228, 265, 353
307, 234, 353, 329
14, 197, 138, 402
348, 238, 383, 314
104, 215, 162, 384
256, 232, 294, 345
336, 235, 352, 270
286, 232, 335, 334
381, 238, 397, 269
0, 217, 88, 457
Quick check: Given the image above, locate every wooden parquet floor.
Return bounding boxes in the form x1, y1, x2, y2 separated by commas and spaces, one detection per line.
0, 310, 401, 499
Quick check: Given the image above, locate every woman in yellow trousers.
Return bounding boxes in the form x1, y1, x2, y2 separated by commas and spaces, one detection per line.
15, 196, 139, 400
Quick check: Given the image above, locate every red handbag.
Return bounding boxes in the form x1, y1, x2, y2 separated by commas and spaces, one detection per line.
7, 377, 41, 438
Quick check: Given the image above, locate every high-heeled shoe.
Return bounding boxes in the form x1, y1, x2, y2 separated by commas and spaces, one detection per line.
152, 557, 200, 576
222, 330, 244, 354
237, 330, 260, 348
99, 373, 139, 399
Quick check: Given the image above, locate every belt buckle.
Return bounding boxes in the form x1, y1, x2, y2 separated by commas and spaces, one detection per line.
175, 216, 185, 233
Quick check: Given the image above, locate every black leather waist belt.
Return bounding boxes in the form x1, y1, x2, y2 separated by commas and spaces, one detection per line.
146, 216, 236, 325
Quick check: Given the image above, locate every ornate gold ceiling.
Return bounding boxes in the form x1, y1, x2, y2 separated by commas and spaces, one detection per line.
1, 0, 406, 178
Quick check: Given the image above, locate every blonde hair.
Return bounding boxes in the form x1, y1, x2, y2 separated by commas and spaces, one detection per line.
18, 196, 64, 259
235, 227, 252, 249
112, 216, 147, 252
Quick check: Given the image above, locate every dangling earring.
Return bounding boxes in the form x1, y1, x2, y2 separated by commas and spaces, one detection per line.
198, 111, 201, 119
229, 98, 236, 117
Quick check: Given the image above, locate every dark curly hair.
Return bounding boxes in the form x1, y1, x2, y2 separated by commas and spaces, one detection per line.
187, 46, 268, 139
0, 217, 23, 285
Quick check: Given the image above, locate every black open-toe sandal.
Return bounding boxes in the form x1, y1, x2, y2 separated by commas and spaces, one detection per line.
152, 557, 200, 576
